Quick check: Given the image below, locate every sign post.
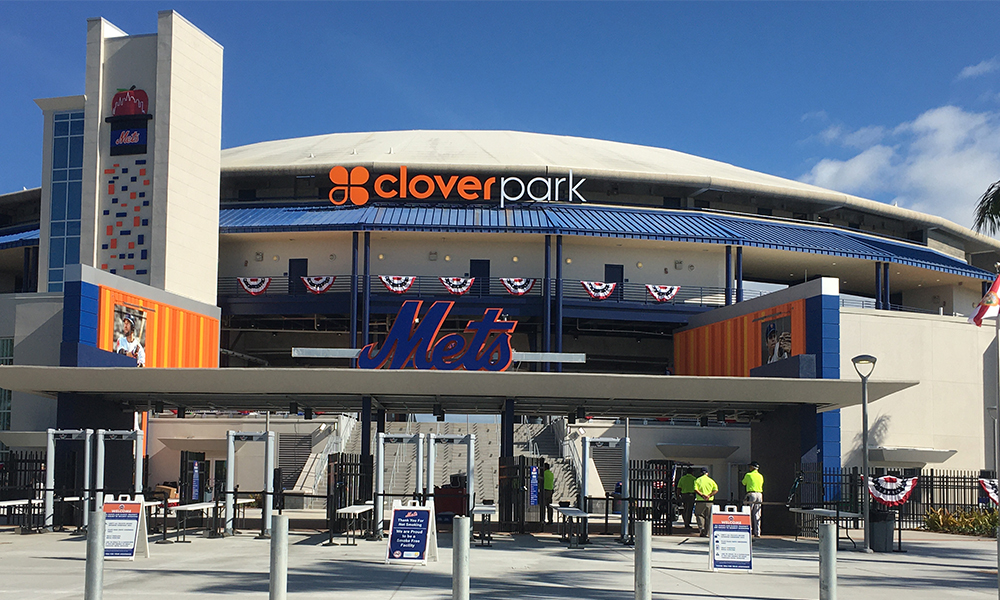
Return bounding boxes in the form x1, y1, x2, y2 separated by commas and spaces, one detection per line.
709, 505, 752, 572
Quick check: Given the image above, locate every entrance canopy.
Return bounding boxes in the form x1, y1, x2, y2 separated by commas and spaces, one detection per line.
0, 366, 915, 420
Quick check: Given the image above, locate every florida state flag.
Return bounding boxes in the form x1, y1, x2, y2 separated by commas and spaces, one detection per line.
970, 274, 1000, 326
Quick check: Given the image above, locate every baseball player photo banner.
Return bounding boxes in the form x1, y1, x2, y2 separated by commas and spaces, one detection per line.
113, 305, 147, 367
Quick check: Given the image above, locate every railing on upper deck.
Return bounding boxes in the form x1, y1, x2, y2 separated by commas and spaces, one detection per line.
217, 274, 769, 307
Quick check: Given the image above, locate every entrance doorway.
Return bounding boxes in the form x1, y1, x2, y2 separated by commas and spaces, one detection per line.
288, 258, 308, 295
605, 264, 624, 300
470, 259, 490, 297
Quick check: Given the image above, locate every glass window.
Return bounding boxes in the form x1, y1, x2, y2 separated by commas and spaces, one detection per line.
49, 238, 65, 268
69, 136, 83, 167
53, 137, 68, 169
48, 110, 84, 281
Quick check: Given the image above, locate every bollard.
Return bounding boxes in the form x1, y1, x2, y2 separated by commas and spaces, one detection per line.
819, 522, 837, 600
634, 520, 651, 600
84, 509, 105, 600
452, 516, 470, 600
269, 515, 288, 600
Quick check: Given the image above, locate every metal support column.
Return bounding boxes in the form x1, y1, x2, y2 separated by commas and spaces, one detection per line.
736, 246, 744, 303
134, 429, 144, 495
543, 235, 552, 371
83, 429, 93, 528
555, 235, 564, 372
883, 262, 890, 310
724, 246, 732, 306
501, 398, 515, 458
363, 232, 371, 347
375, 432, 385, 537
416, 433, 425, 503
361, 396, 372, 464
225, 430, 235, 535
580, 437, 590, 511
351, 232, 359, 365
467, 434, 476, 516
45, 428, 55, 529
263, 430, 275, 536
875, 262, 883, 310
427, 434, 436, 501
95, 430, 105, 506
621, 436, 631, 544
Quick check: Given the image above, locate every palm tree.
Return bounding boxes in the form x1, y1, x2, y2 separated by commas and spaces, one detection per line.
973, 180, 1000, 235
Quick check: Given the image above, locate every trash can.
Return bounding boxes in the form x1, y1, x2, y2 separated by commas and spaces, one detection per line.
869, 510, 895, 552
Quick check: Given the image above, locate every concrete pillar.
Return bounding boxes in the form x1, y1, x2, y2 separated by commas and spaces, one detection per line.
45, 428, 55, 529
264, 430, 275, 536
452, 516, 470, 600
634, 520, 651, 600
225, 430, 235, 535
819, 522, 837, 600
269, 515, 288, 600
84, 509, 105, 600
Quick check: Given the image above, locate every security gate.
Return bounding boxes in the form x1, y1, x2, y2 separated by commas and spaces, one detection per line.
497, 455, 544, 533
326, 452, 370, 533
628, 459, 679, 536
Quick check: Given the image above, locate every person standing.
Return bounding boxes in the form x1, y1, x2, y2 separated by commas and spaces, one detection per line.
742, 461, 764, 538
693, 467, 718, 537
676, 468, 697, 530
543, 463, 555, 524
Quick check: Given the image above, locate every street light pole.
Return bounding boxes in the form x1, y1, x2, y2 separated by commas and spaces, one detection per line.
852, 354, 877, 554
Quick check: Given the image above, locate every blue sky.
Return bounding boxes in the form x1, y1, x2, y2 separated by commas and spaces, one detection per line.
3, 2, 1000, 231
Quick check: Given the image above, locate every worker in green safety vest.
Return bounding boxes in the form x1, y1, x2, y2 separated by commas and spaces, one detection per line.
693, 467, 718, 537
675, 468, 697, 530
742, 461, 764, 538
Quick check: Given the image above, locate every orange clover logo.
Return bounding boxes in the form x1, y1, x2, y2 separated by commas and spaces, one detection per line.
329, 166, 370, 206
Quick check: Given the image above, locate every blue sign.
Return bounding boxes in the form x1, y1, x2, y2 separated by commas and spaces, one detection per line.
387, 507, 432, 563
191, 461, 200, 502
529, 466, 539, 506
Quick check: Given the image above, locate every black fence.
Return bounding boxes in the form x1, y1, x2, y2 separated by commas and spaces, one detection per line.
791, 464, 995, 531
626, 460, 678, 536
326, 452, 371, 534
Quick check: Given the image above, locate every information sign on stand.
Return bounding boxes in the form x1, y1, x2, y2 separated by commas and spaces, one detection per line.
709, 505, 752, 572
103, 494, 149, 560
529, 465, 539, 506
386, 501, 437, 565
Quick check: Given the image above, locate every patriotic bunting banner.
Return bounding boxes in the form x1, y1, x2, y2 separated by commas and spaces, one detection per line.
581, 281, 617, 300
440, 277, 475, 296
379, 275, 416, 294
301, 276, 336, 294
970, 274, 1000, 326
867, 475, 918, 506
646, 285, 680, 302
980, 478, 1000, 505
501, 278, 536, 296
237, 277, 271, 295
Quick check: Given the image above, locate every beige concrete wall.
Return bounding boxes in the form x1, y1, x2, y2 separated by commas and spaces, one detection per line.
839, 308, 996, 471
151, 11, 223, 305
219, 232, 723, 288
0, 293, 64, 430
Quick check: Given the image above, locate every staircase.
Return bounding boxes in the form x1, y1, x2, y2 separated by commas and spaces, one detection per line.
334, 419, 579, 510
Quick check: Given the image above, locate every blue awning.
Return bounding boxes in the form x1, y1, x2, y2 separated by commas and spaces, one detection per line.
0, 227, 38, 251
220, 203, 992, 279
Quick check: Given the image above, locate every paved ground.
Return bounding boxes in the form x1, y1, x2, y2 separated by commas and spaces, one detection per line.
1, 523, 998, 599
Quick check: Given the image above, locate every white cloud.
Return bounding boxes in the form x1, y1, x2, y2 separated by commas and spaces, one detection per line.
801, 145, 895, 195
799, 106, 1000, 230
957, 57, 1000, 81
800, 110, 829, 123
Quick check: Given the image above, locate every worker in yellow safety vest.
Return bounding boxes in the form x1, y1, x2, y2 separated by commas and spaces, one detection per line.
675, 468, 697, 530
742, 461, 764, 538
693, 467, 718, 537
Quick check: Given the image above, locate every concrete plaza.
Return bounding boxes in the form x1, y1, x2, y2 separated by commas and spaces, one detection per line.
1, 524, 997, 599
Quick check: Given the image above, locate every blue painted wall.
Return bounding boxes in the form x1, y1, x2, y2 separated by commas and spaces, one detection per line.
806, 293, 841, 471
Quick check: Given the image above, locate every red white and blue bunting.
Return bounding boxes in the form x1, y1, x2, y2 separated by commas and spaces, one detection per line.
581, 281, 617, 300
379, 275, 416, 294
237, 277, 271, 295
980, 478, 1000, 505
646, 285, 680, 303
867, 475, 918, 506
501, 278, 536, 296
440, 277, 475, 296
301, 276, 336, 294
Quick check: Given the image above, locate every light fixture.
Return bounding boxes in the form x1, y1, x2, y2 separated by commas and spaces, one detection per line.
444, 255, 451, 262
636, 262, 643, 269
378, 254, 384, 260
565, 258, 572, 264
329, 254, 336, 261
512, 256, 519, 263
272, 255, 279, 261
851, 354, 877, 553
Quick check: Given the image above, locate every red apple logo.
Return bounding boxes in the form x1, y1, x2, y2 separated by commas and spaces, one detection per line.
111, 86, 149, 116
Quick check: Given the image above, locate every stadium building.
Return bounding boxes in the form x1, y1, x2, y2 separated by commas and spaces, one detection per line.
0, 11, 998, 534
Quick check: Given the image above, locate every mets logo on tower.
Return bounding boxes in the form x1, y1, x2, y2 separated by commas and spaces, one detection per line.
329, 166, 370, 206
